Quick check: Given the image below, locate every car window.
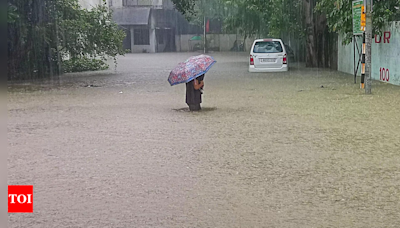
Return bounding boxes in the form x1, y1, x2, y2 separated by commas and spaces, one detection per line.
253, 41, 283, 53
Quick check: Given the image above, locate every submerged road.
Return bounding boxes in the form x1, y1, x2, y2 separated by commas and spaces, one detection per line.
8, 52, 400, 227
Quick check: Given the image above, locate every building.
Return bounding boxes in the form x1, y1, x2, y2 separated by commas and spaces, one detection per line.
79, 0, 108, 9
110, 0, 180, 53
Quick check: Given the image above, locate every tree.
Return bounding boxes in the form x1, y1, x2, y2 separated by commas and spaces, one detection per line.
172, 0, 308, 62
171, 0, 399, 68
316, 0, 400, 44
7, 3, 19, 23
303, 0, 333, 67
7, 0, 126, 80
58, 2, 126, 65
8, 0, 58, 80
223, 0, 266, 39
171, 0, 197, 17
172, 0, 279, 51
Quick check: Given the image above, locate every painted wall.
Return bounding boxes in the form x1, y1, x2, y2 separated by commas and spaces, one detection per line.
175, 35, 193, 52
175, 34, 256, 52
109, 0, 171, 8
338, 21, 400, 86
109, 0, 123, 8
79, 0, 105, 9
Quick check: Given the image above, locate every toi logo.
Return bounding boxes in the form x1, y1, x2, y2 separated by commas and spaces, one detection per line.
8, 185, 33, 213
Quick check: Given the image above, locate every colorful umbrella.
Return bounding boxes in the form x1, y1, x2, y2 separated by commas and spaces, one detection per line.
168, 55, 216, 86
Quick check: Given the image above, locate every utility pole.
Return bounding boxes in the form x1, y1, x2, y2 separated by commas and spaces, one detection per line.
365, 0, 372, 94
202, 0, 206, 54
204, 15, 206, 54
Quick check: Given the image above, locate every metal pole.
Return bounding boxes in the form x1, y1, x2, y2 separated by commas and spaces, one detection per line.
354, 36, 356, 84
360, 0, 366, 89
361, 32, 365, 89
202, 0, 206, 54
365, 0, 372, 94
204, 15, 206, 54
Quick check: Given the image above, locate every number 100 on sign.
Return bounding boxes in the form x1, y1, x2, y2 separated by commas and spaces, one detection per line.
380, 68, 390, 82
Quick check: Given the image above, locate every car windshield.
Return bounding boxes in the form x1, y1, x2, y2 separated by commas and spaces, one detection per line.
253, 41, 283, 53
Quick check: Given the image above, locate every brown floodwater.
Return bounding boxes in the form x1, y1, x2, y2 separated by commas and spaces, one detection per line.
7, 53, 400, 227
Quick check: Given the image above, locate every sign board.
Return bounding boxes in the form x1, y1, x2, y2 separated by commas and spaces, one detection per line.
352, 0, 364, 35
360, 6, 366, 31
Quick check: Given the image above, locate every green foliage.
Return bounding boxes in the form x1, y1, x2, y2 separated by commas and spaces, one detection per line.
172, 0, 399, 45
8, 0, 59, 80
57, 2, 126, 60
184, 0, 226, 26
7, 3, 19, 23
7, 0, 126, 80
171, 0, 305, 39
316, 0, 400, 44
63, 57, 109, 73
171, 0, 197, 17
315, 0, 353, 44
371, 0, 400, 31
223, 0, 265, 37
266, 0, 305, 38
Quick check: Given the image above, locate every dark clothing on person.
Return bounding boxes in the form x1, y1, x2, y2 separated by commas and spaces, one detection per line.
188, 103, 201, 111
186, 75, 204, 111
186, 80, 202, 111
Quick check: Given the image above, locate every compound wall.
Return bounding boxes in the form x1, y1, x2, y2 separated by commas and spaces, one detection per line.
338, 21, 400, 86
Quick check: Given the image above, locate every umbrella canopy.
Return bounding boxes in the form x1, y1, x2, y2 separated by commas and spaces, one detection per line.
168, 55, 216, 86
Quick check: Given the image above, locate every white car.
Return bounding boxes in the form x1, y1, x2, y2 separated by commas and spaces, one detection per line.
249, 38, 288, 72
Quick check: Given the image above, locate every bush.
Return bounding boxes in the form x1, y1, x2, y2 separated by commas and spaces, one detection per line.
63, 57, 109, 73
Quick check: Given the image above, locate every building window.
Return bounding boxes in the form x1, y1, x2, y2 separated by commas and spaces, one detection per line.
134, 29, 150, 45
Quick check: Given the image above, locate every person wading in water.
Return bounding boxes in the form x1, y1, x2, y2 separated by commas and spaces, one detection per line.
186, 74, 205, 111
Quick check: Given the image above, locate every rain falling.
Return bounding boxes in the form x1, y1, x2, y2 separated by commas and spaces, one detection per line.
6, 0, 400, 227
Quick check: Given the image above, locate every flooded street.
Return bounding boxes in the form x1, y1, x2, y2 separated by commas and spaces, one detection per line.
8, 53, 400, 227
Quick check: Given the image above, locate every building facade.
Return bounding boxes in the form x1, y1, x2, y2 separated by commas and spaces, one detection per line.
79, 0, 107, 9
110, 0, 179, 53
